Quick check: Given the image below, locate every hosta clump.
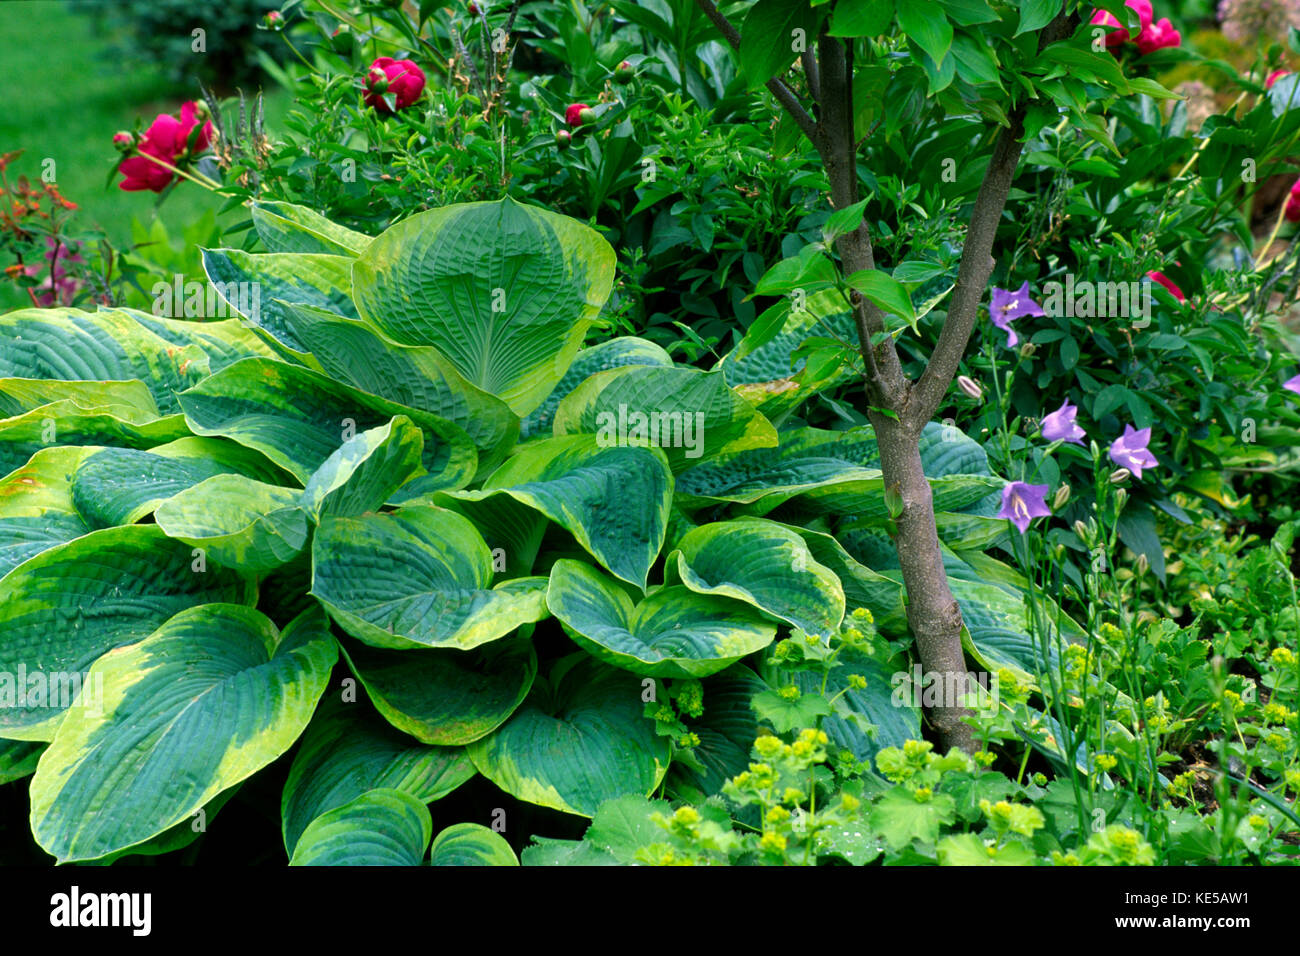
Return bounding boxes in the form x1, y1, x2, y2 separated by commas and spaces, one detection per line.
0, 198, 1070, 865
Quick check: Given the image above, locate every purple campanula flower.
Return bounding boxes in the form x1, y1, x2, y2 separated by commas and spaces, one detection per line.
1283, 374, 1300, 396
1107, 425, 1157, 479
1040, 400, 1086, 446
998, 481, 1052, 534
989, 281, 1045, 349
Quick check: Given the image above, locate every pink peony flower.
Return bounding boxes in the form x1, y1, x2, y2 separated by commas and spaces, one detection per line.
1285, 179, 1300, 223
1091, 1, 1154, 48
363, 57, 426, 113
117, 102, 214, 193
1146, 270, 1185, 302
565, 103, 592, 126
1265, 69, 1291, 89
1135, 17, 1181, 54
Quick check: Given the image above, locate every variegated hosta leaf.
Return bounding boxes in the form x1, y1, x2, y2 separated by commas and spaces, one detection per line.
300, 416, 425, 521
547, 559, 776, 678
0, 446, 97, 580
0, 402, 190, 478
108, 308, 282, 373
289, 789, 432, 867
70, 437, 290, 528
0, 525, 256, 740
200, 248, 357, 365
352, 197, 617, 416
276, 302, 518, 473
520, 336, 673, 440
251, 200, 372, 257
669, 517, 846, 638
429, 822, 519, 866
0, 307, 210, 414
775, 523, 904, 623
666, 665, 768, 801
463, 434, 672, 590
29, 604, 337, 863
177, 357, 475, 496
553, 365, 778, 473
340, 637, 536, 745
154, 474, 310, 573
467, 655, 669, 817
311, 506, 549, 650
0, 738, 44, 785
0, 377, 160, 421
432, 493, 548, 578
281, 696, 475, 856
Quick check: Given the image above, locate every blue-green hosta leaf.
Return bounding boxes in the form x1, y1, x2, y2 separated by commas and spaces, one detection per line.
0, 403, 190, 478
0, 378, 160, 421
289, 789, 432, 866
70, 438, 290, 528
340, 637, 536, 745
300, 416, 425, 521
200, 248, 357, 365
0, 307, 210, 414
464, 435, 671, 590
468, 655, 669, 817
0, 446, 96, 580
108, 308, 281, 373
547, 560, 776, 678
675, 427, 882, 511
521, 336, 673, 440
667, 665, 768, 800
0, 525, 256, 740
669, 517, 846, 638
177, 357, 475, 496
0, 738, 43, 785
281, 696, 475, 856
251, 200, 372, 256
275, 302, 518, 473
429, 822, 519, 866
431, 493, 548, 578
29, 604, 336, 863
154, 474, 310, 572
311, 506, 549, 650
352, 197, 617, 416
553, 365, 778, 473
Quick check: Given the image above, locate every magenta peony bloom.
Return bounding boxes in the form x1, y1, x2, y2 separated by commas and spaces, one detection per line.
1041, 400, 1086, 445
1266, 69, 1291, 90
1283, 373, 1300, 396
1285, 179, 1300, 223
1136, 17, 1181, 54
1146, 270, 1185, 302
1108, 425, 1158, 479
998, 481, 1052, 534
565, 103, 591, 126
363, 58, 426, 113
1091, 1, 1153, 47
989, 281, 1044, 349
117, 101, 214, 193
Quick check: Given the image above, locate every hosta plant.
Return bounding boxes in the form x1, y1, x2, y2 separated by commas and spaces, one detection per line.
0, 197, 1074, 864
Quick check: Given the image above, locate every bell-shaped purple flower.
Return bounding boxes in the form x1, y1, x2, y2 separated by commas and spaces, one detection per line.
1284, 373, 1300, 396
998, 481, 1052, 534
989, 281, 1045, 349
1040, 400, 1086, 446
1107, 425, 1157, 479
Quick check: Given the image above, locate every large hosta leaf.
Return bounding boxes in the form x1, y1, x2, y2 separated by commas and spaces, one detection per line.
0, 377, 159, 420
0, 307, 209, 414
669, 517, 845, 638
554, 365, 778, 472
468, 655, 669, 817
464, 435, 671, 590
547, 560, 776, 678
29, 604, 336, 863
429, 822, 519, 866
520, 336, 673, 440
352, 197, 616, 416
200, 248, 357, 362
154, 474, 310, 572
281, 696, 475, 855
0, 738, 43, 785
0, 403, 189, 477
311, 506, 549, 650
251, 200, 372, 257
276, 302, 518, 471
289, 789, 431, 866
110, 308, 282, 373
340, 637, 536, 745
0, 525, 255, 740
667, 665, 768, 801
70, 438, 289, 528
300, 416, 425, 520
177, 357, 475, 495
0, 446, 96, 580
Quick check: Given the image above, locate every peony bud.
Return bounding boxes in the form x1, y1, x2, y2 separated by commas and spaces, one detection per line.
1108, 467, 1130, 484
956, 375, 983, 401
578, 106, 597, 126
263, 11, 283, 30
564, 103, 590, 127
112, 131, 135, 152
555, 129, 571, 148
1052, 484, 1071, 510
614, 60, 634, 84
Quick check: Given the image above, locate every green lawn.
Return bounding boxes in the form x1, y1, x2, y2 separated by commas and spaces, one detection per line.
0, 1, 292, 307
